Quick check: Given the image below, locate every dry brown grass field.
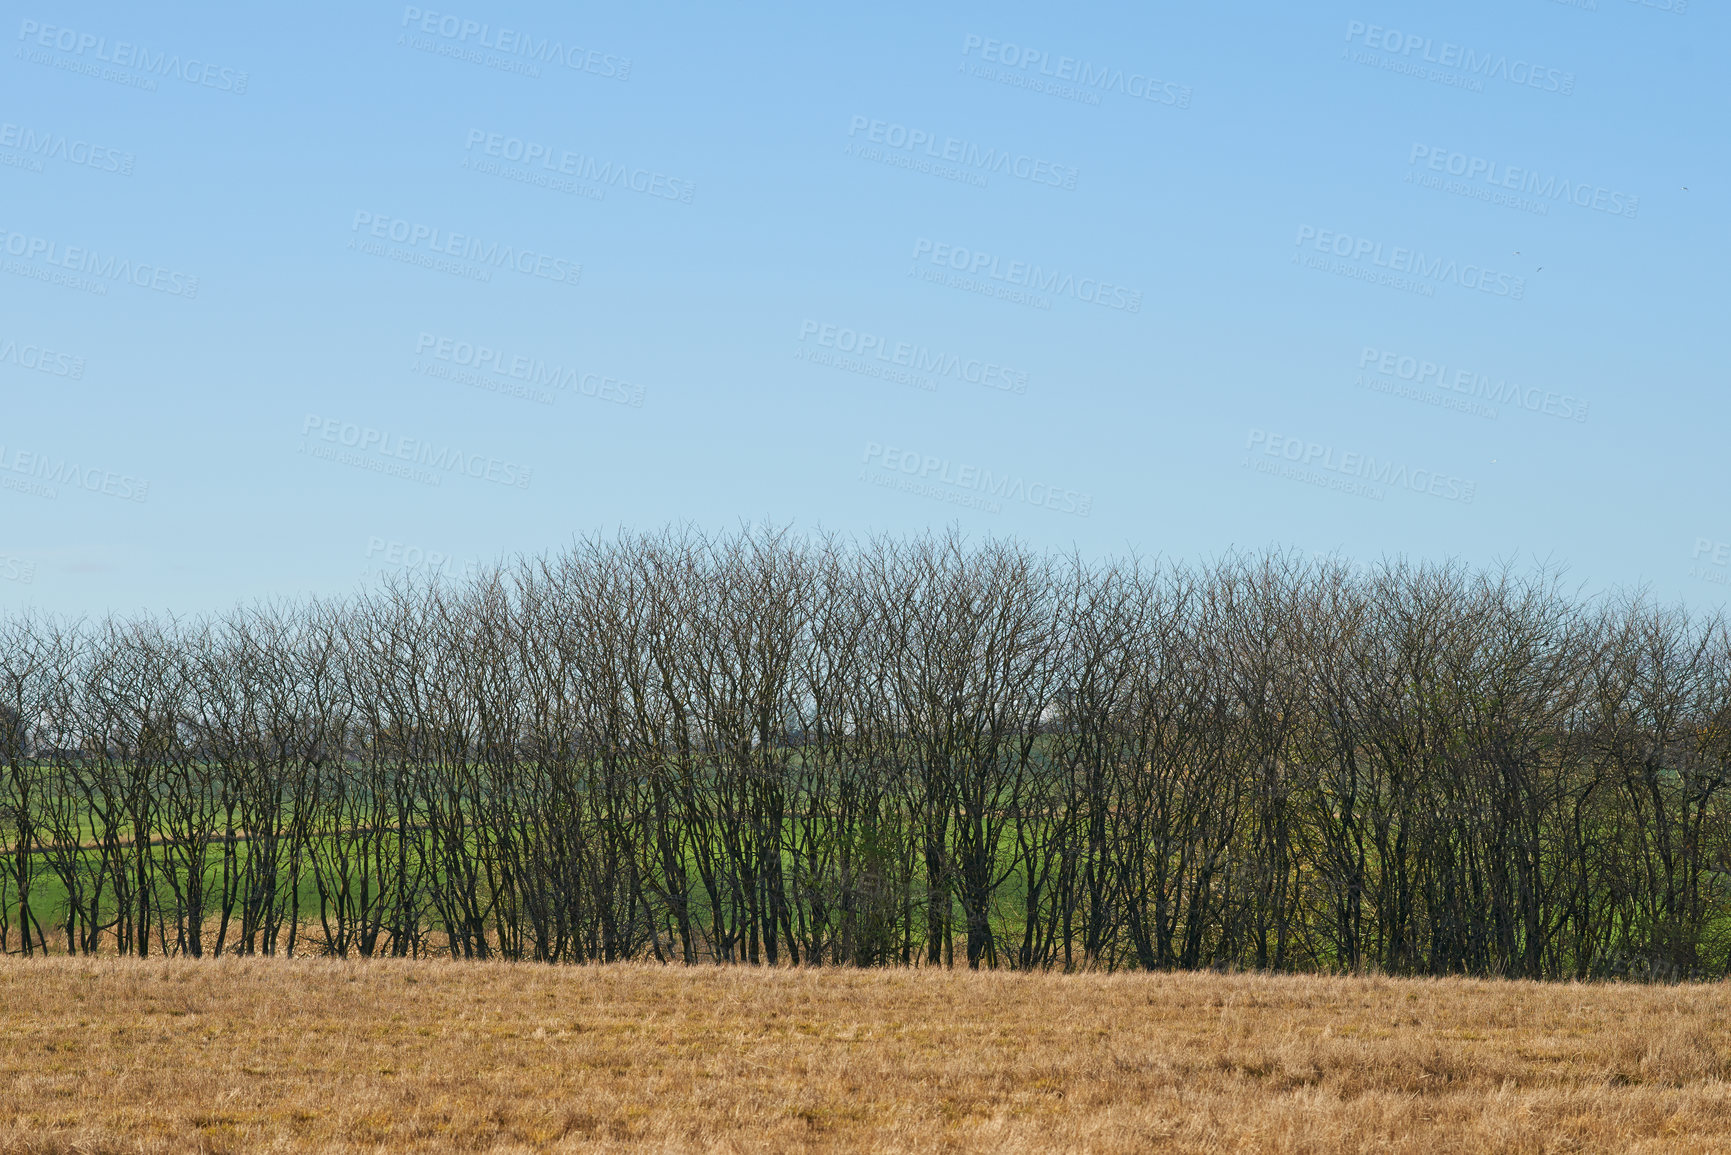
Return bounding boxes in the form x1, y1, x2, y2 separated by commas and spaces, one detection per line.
3, 959, 1730, 1153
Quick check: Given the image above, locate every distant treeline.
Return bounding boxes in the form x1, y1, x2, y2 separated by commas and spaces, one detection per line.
2, 529, 1728, 979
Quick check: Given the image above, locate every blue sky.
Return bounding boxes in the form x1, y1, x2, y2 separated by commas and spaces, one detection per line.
2, 0, 1725, 614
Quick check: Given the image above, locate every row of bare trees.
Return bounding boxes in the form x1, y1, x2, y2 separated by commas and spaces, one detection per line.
3, 528, 1729, 977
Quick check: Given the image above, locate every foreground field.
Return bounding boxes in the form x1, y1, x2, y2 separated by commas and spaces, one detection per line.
2, 961, 1729, 1153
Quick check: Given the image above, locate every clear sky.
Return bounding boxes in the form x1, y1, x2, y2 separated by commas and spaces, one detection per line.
2, 0, 1725, 615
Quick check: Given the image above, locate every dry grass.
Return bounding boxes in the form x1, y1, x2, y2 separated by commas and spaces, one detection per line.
2, 959, 1730, 1153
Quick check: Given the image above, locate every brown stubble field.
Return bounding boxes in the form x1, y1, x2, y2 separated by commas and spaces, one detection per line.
2, 959, 1730, 1153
